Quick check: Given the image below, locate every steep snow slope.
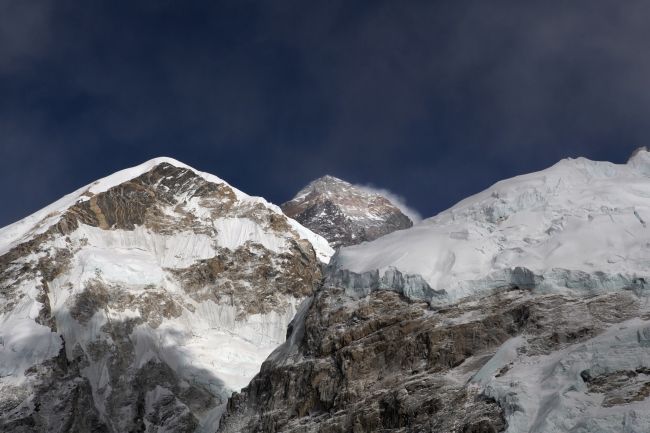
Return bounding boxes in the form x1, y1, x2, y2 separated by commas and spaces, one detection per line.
333, 149, 650, 302
0, 158, 332, 432
281, 175, 412, 248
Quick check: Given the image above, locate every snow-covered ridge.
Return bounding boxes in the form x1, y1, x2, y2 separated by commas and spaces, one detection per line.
333, 148, 650, 300
0, 157, 333, 262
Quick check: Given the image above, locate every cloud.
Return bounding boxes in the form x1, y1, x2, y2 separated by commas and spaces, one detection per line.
356, 184, 422, 223
0, 0, 53, 74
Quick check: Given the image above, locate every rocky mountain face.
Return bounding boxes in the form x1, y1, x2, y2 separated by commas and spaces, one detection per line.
5, 150, 650, 433
281, 176, 413, 248
0, 158, 332, 433
220, 285, 648, 433
219, 150, 650, 433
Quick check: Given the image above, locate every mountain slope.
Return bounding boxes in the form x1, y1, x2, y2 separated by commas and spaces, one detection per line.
0, 157, 333, 432
219, 150, 650, 433
333, 149, 650, 302
281, 176, 413, 248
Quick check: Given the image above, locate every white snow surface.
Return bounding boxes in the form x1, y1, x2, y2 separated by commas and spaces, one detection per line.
334, 149, 650, 300
471, 318, 650, 433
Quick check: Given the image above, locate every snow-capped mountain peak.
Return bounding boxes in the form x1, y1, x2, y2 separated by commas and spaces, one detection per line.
281, 175, 413, 248
0, 158, 332, 432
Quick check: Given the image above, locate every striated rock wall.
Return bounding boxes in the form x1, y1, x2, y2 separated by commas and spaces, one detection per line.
219, 283, 650, 432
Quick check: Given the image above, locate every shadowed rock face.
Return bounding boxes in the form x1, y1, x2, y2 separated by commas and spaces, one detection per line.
581, 367, 650, 407
218, 286, 647, 433
281, 176, 412, 248
0, 161, 327, 433
2, 345, 108, 433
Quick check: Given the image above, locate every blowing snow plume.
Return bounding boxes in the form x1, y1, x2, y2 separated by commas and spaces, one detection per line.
356, 184, 422, 223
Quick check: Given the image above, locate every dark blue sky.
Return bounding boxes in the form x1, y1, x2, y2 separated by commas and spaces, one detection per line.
1, 1, 647, 227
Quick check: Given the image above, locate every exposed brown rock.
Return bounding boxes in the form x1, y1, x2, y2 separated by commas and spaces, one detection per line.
171, 240, 323, 317
58, 163, 236, 234
582, 367, 650, 407
219, 288, 526, 432
68, 279, 184, 328
218, 287, 644, 432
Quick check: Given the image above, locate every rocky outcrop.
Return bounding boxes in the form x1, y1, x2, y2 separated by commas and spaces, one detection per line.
218, 286, 517, 432
170, 239, 322, 318
281, 176, 412, 248
581, 367, 650, 407
0, 344, 108, 433
218, 284, 650, 432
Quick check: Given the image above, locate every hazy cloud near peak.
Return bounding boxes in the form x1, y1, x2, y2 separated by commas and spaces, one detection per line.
357, 184, 422, 223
